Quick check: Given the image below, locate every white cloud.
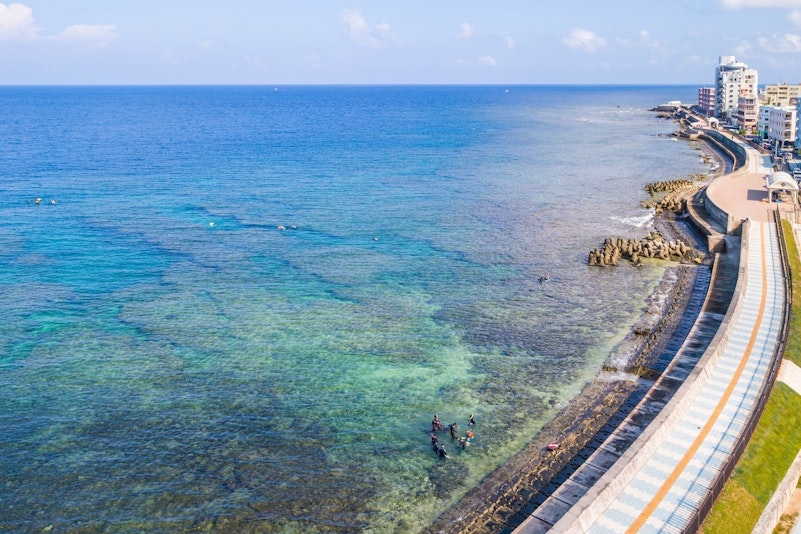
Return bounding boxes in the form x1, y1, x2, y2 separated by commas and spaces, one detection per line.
0, 3, 116, 45
196, 40, 215, 51
341, 8, 374, 45
457, 55, 498, 68
0, 2, 37, 39
757, 32, 801, 52
244, 53, 263, 70
721, 0, 801, 7
340, 8, 397, 48
724, 0, 801, 25
160, 49, 182, 68
504, 35, 515, 50
615, 28, 673, 57
458, 22, 474, 39
562, 28, 606, 53
56, 24, 117, 45
734, 40, 753, 56
304, 51, 322, 70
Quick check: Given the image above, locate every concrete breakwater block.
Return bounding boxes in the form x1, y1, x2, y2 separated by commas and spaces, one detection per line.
588, 232, 702, 266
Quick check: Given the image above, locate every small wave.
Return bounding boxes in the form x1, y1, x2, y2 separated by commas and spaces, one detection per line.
611, 209, 654, 229
598, 368, 641, 383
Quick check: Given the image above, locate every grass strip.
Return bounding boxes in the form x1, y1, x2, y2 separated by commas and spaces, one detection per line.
701, 383, 801, 533
782, 218, 801, 368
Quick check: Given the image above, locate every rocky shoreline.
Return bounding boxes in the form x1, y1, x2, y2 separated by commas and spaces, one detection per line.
425, 131, 729, 534
425, 261, 705, 533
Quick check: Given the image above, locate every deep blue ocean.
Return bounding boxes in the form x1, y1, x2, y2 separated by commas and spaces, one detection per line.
0, 85, 706, 532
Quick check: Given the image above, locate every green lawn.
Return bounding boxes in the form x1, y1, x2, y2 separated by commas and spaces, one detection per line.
782, 219, 801, 368
700, 219, 801, 533
701, 383, 801, 534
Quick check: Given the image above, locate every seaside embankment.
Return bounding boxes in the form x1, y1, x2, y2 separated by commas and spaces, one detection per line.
426, 120, 740, 534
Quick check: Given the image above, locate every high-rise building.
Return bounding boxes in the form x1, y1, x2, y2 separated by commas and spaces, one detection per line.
714, 55, 758, 121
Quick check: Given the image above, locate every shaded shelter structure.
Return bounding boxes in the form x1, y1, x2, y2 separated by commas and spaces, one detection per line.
765, 171, 798, 205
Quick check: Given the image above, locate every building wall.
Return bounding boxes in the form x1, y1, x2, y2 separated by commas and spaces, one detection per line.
795, 99, 801, 151
735, 94, 758, 132
763, 84, 801, 107
759, 106, 771, 139
698, 87, 715, 116
768, 106, 797, 146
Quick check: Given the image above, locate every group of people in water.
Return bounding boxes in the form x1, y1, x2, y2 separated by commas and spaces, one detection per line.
26, 197, 57, 205
429, 413, 476, 459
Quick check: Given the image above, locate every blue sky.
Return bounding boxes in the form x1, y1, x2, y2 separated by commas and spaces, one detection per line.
3, 0, 801, 85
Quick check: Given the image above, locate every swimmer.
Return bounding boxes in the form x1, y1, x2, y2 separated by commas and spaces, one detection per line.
432, 414, 442, 433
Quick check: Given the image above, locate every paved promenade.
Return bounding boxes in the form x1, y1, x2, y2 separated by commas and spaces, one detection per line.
515, 133, 789, 533
705, 134, 791, 223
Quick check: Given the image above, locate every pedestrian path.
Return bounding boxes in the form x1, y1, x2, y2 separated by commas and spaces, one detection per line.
544, 221, 785, 533
778, 359, 801, 396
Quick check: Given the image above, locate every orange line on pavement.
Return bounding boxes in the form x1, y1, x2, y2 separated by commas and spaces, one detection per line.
625, 222, 769, 533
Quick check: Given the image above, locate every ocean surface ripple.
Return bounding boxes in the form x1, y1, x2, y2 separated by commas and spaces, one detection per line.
0, 85, 706, 532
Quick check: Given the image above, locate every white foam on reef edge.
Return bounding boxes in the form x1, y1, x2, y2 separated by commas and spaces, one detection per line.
611, 209, 654, 229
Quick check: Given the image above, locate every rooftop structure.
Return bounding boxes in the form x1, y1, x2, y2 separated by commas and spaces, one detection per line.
766, 171, 798, 204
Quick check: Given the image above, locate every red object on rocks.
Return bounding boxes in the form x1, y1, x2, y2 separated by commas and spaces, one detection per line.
547, 442, 560, 451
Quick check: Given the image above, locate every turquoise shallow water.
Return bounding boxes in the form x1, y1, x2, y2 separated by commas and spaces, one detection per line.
0, 85, 706, 532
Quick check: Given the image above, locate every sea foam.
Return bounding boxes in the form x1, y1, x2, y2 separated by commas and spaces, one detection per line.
611, 209, 655, 229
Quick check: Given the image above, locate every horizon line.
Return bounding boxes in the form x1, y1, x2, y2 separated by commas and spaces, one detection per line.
0, 82, 710, 88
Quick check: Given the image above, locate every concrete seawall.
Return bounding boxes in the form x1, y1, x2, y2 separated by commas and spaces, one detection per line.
702, 130, 747, 171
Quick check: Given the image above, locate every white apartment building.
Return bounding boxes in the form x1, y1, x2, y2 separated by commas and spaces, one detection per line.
759, 105, 772, 139
767, 106, 797, 147
715, 55, 758, 121
796, 99, 801, 153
